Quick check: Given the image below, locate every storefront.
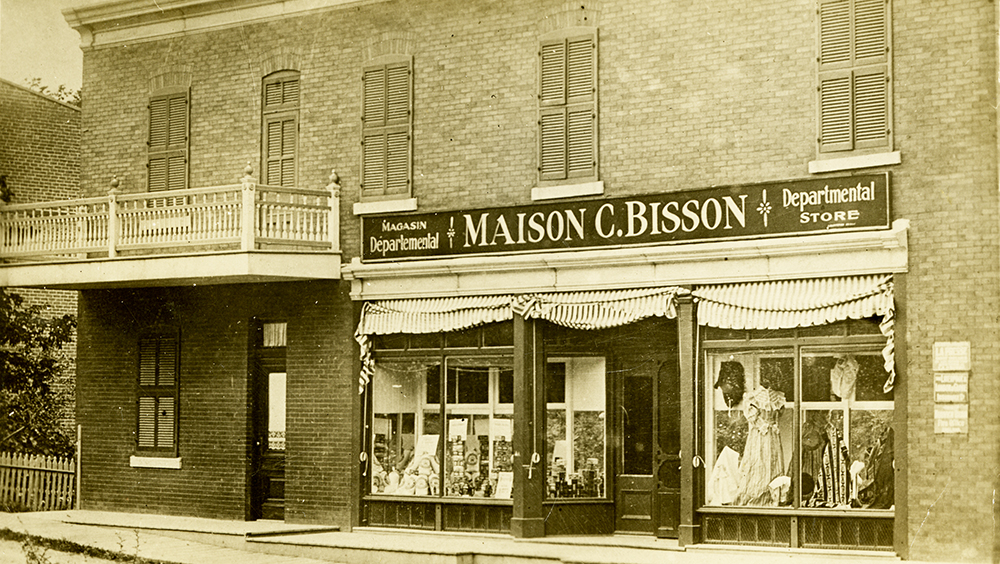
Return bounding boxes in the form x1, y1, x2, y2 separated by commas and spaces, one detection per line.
344, 173, 908, 551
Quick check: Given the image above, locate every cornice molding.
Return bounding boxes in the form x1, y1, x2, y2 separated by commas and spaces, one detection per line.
63, 0, 382, 49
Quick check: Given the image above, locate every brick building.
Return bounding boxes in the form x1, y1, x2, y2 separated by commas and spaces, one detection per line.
0, 78, 80, 429
0, 0, 995, 561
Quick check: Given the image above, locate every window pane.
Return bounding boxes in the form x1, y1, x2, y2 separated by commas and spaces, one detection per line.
546, 356, 606, 499
705, 351, 794, 507
267, 372, 286, 451
370, 359, 441, 496
443, 357, 514, 499
800, 350, 893, 510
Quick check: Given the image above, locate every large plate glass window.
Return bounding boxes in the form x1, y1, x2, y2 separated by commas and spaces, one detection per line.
368, 327, 514, 500
704, 340, 893, 510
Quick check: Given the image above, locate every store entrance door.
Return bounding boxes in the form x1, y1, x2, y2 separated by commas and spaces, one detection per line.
616, 357, 681, 537
616, 366, 655, 534
654, 360, 681, 538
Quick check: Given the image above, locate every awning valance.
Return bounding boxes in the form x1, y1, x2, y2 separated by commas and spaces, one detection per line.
692, 275, 896, 391
354, 287, 686, 392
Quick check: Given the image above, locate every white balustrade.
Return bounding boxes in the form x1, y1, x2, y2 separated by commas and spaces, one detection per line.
0, 181, 339, 261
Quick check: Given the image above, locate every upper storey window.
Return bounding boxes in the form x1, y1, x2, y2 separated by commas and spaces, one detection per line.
817, 0, 891, 154
262, 71, 300, 187
147, 89, 189, 191
538, 28, 598, 185
361, 56, 412, 202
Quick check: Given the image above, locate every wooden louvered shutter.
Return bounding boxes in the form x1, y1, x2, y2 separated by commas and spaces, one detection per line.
851, 0, 888, 149
539, 33, 596, 181
262, 74, 299, 187
818, 0, 888, 153
148, 91, 189, 191
137, 334, 179, 453
362, 59, 412, 199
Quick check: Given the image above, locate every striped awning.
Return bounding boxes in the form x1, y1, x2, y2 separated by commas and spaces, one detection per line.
515, 287, 682, 330
356, 295, 515, 336
693, 275, 896, 391
354, 287, 686, 393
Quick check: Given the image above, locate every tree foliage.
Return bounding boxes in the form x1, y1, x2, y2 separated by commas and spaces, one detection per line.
23, 78, 81, 107
0, 289, 76, 456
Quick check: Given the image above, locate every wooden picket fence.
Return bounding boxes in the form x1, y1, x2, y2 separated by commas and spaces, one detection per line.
0, 452, 76, 511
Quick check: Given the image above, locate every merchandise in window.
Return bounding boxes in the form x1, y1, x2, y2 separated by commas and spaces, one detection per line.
704, 342, 893, 510
545, 356, 606, 499
369, 355, 514, 499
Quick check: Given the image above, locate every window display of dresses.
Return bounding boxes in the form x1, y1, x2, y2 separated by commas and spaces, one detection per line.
735, 385, 786, 506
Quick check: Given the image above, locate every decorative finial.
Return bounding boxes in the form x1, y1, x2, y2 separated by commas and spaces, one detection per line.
243, 162, 254, 177
110, 175, 119, 189
327, 168, 341, 197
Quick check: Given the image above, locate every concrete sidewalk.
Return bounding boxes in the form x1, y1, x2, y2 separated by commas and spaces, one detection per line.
0, 511, 336, 564
0, 510, 952, 564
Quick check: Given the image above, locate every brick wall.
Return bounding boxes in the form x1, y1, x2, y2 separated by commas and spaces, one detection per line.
77, 281, 355, 524
0, 78, 80, 203
0, 78, 81, 433
75, 0, 998, 559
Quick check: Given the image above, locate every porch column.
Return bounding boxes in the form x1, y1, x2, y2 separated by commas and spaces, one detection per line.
677, 292, 700, 546
511, 314, 545, 538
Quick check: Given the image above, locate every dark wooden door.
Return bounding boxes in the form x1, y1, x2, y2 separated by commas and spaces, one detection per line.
655, 360, 682, 538
615, 356, 682, 537
616, 368, 655, 533
252, 351, 286, 520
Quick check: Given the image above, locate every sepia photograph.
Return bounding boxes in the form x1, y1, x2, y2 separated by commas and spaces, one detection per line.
0, 1, 996, 563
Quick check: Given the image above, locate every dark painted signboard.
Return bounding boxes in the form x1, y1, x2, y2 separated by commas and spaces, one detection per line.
361, 173, 890, 262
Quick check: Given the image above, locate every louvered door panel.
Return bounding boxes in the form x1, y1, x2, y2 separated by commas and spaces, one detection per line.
819, 0, 851, 68
363, 134, 387, 195
854, 68, 888, 147
853, 0, 887, 64
364, 68, 387, 126
138, 398, 157, 448
819, 71, 853, 152
157, 397, 175, 448
540, 41, 566, 105
540, 109, 567, 180
567, 106, 594, 177
386, 130, 409, 195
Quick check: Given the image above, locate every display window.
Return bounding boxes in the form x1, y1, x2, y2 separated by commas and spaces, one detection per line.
545, 356, 607, 499
703, 320, 894, 511
368, 324, 515, 500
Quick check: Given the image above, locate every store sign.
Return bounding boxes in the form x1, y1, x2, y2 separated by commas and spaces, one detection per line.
361, 173, 890, 262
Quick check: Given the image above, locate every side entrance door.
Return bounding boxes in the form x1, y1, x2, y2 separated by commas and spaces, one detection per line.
615, 357, 681, 537
251, 324, 287, 520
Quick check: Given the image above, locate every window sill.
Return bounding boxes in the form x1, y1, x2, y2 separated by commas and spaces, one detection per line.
531, 181, 604, 201
808, 151, 900, 174
130, 455, 182, 469
353, 198, 418, 216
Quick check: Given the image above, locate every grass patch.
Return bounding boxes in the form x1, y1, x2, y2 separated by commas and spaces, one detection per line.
0, 527, 172, 563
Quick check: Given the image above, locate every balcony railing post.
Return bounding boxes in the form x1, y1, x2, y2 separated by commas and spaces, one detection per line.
241, 164, 256, 252
107, 179, 119, 258
327, 169, 341, 252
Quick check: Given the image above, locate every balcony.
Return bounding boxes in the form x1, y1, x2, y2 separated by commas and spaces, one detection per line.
0, 172, 342, 289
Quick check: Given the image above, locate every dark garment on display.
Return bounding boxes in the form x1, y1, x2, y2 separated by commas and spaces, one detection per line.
715, 361, 746, 409
859, 427, 894, 509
